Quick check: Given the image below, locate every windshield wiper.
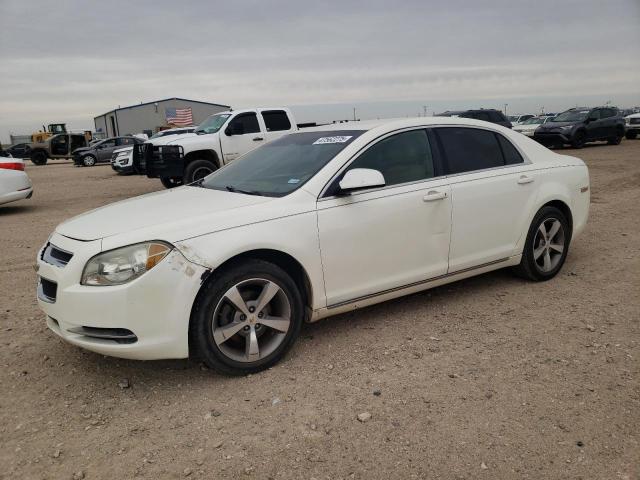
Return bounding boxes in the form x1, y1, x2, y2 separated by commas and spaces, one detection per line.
225, 185, 263, 196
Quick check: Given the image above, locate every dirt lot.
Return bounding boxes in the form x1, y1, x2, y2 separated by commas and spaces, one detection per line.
1, 140, 638, 480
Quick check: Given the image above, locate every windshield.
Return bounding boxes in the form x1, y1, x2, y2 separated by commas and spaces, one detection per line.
522, 117, 542, 125
199, 130, 364, 197
195, 114, 231, 134
552, 110, 589, 122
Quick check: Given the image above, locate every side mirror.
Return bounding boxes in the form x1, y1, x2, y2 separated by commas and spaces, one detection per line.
338, 168, 385, 194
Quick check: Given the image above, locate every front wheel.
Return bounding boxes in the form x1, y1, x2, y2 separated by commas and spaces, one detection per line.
513, 206, 571, 281
570, 130, 586, 149
30, 150, 47, 165
184, 159, 217, 184
160, 177, 183, 189
190, 259, 304, 375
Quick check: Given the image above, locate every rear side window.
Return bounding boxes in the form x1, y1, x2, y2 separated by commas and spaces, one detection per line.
436, 127, 510, 174
262, 110, 292, 132
344, 130, 434, 187
496, 134, 524, 165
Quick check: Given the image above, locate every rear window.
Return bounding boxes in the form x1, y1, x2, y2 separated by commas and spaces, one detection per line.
436, 127, 521, 174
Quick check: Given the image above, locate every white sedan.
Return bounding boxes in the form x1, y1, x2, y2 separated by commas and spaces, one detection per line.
36, 117, 590, 375
0, 157, 33, 206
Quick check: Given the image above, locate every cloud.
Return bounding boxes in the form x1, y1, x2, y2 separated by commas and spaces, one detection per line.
1, 0, 639, 142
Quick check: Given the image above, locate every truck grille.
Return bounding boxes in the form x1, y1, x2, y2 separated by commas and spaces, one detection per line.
631, 118, 640, 125
41, 243, 73, 267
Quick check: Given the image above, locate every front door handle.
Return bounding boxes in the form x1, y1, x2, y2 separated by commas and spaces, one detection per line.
423, 190, 447, 202
253, 137, 264, 142
517, 175, 534, 185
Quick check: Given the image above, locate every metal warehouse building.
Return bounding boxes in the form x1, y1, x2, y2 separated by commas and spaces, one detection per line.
94, 97, 230, 138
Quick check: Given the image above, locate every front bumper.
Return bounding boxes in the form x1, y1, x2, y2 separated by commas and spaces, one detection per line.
36, 232, 207, 360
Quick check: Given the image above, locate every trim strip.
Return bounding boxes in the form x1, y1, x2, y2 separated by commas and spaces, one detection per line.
326, 257, 510, 309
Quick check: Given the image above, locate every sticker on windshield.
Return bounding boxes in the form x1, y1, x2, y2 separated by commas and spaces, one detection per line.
287, 178, 301, 184
312, 136, 353, 145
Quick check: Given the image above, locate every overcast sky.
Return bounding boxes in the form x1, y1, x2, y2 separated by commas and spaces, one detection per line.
1, 0, 639, 142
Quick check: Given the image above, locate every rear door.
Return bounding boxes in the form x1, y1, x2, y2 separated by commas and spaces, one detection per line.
585, 109, 603, 140
219, 112, 264, 163
260, 110, 295, 143
435, 127, 539, 272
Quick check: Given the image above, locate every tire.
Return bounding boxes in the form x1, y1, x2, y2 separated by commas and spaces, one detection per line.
30, 150, 47, 165
184, 159, 217, 184
570, 130, 586, 149
82, 155, 97, 167
625, 131, 637, 140
160, 177, 183, 189
190, 259, 304, 376
512, 206, 571, 282
607, 128, 624, 145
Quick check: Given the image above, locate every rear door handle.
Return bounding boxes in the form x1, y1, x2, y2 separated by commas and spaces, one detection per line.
423, 190, 447, 202
253, 137, 264, 142
517, 175, 534, 185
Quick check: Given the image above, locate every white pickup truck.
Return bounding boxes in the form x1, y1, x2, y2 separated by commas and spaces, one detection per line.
134, 108, 300, 188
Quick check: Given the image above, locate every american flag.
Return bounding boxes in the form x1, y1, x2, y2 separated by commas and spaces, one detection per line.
165, 107, 193, 126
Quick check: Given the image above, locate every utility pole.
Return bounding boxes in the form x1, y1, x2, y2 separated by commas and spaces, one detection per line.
503, 103, 508, 116
423, 105, 428, 117
353, 107, 356, 121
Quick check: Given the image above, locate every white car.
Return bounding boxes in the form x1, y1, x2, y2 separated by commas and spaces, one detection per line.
0, 157, 33, 206
513, 116, 555, 137
508, 114, 535, 125
625, 113, 640, 139
110, 146, 134, 174
36, 117, 590, 375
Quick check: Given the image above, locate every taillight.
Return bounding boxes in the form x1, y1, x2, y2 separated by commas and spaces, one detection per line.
0, 162, 25, 171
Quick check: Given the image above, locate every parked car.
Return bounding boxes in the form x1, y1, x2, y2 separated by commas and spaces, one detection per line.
111, 146, 135, 174
149, 127, 196, 140
30, 133, 92, 165
72, 136, 145, 167
134, 108, 298, 188
437, 109, 512, 128
0, 157, 33, 206
513, 116, 556, 137
36, 116, 590, 375
624, 113, 640, 139
508, 114, 535, 125
5, 143, 32, 158
534, 107, 625, 148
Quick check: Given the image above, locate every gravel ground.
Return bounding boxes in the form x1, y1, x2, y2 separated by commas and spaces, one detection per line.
1, 140, 638, 480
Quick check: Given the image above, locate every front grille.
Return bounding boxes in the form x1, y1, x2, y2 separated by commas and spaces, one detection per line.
41, 243, 73, 267
631, 118, 640, 125
38, 277, 57, 303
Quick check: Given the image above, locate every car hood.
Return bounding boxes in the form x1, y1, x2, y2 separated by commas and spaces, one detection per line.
537, 121, 577, 130
72, 147, 93, 154
164, 133, 219, 146
147, 133, 196, 146
56, 186, 276, 242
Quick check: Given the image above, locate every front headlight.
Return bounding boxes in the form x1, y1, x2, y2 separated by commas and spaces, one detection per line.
81, 242, 172, 286
560, 125, 574, 131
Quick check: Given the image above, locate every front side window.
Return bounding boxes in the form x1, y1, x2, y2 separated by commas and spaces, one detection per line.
200, 130, 363, 197
343, 130, 434, 187
262, 110, 292, 132
436, 127, 505, 174
226, 113, 260, 135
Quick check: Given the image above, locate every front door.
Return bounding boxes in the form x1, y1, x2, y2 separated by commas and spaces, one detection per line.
219, 112, 264, 163
317, 129, 452, 307
97, 139, 117, 161
434, 127, 540, 272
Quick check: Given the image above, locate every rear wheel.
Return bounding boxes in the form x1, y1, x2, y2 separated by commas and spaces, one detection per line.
184, 159, 217, 184
30, 150, 47, 165
570, 130, 586, 149
190, 259, 304, 376
625, 131, 637, 140
160, 177, 183, 189
513, 206, 571, 281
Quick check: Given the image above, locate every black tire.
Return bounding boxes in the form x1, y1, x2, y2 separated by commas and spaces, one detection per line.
184, 159, 217, 184
625, 131, 637, 140
82, 154, 97, 167
30, 150, 47, 165
607, 128, 624, 145
512, 206, 571, 282
190, 259, 304, 376
160, 177, 183, 189
570, 130, 586, 149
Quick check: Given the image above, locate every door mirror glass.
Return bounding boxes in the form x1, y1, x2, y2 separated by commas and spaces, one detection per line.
338, 168, 385, 194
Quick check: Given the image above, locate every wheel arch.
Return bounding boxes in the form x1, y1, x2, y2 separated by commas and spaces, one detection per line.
184, 149, 221, 168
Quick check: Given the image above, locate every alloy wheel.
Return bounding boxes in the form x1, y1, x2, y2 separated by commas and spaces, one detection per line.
533, 218, 565, 273
211, 278, 291, 363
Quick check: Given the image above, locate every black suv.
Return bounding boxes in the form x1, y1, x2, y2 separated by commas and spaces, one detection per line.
533, 107, 625, 148
436, 109, 512, 128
